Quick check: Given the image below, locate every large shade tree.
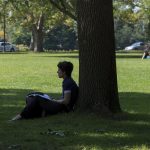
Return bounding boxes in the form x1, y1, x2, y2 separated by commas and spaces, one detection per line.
77, 0, 121, 115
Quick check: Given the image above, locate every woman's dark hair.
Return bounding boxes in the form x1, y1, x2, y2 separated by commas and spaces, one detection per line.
57, 61, 73, 77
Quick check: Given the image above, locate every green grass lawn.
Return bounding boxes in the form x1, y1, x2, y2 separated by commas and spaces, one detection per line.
0, 51, 150, 150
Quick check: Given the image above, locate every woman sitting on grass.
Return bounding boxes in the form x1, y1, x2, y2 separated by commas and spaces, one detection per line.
142, 45, 150, 59
12, 61, 78, 121
142, 50, 150, 59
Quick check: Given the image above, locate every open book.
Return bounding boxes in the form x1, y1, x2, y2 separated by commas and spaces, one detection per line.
27, 92, 53, 101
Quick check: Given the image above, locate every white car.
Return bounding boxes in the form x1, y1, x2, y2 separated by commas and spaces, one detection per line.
125, 42, 144, 50
0, 42, 17, 52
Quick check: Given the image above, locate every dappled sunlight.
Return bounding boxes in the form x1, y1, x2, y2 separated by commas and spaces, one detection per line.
133, 121, 150, 126
72, 128, 150, 149
0, 104, 23, 108
73, 145, 101, 150
105, 132, 131, 138
130, 145, 150, 150
80, 132, 130, 138
0, 92, 18, 96
80, 133, 103, 138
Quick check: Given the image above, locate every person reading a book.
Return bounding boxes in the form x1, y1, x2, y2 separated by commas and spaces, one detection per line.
12, 61, 78, 120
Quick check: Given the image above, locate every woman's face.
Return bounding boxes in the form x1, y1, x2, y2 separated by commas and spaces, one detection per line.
57, 68, 65, 78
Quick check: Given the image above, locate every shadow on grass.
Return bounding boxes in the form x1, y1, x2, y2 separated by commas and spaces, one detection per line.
116, 54, 142, 59
0, 88, 61, 104
0, 52, 28, 54
0, 88, 61, 117
32, 55, 79, 59
0, 89, 150, 149
119, 92, 150, 115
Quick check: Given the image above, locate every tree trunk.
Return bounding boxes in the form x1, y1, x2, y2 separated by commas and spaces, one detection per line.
77, 0, 121, 115
33, 25, 44, 52
29, 32, 34, 51
147, 16, 150, 40
30, 14, 44, 52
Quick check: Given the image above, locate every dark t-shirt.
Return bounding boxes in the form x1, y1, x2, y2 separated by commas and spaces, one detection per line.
62, 77, 78, 111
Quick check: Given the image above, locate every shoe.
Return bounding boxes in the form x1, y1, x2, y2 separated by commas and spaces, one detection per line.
11, 114, 22, 121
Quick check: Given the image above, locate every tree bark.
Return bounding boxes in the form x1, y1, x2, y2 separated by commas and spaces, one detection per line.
77, 0, 121, 114
29, 31, 35, 51
32, 25, 43, 52
30, 14, 44, 52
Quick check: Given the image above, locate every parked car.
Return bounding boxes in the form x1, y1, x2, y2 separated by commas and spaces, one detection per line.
0, 42, 18, 52
125, 42, 144, 50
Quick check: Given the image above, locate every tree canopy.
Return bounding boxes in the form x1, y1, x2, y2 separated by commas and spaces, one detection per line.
0, 0, 149, 50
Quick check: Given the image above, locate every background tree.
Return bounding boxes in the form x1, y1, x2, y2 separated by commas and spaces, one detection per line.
5, 0, 76, 52
9, 0, 68, 52
113, 0, 149, 49
77, 0, 121, 114
9, 0, 52, 52
140, 0, 150, 41
44, 23, 77, 50
0, 0, 10, 41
